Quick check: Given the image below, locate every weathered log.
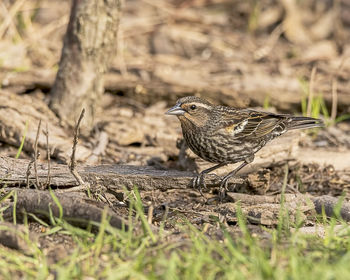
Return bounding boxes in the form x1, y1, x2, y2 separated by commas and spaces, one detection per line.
2, 188, 126, 230
227, 192, 350, 222
312, 195, 350, 222
0, 156, 250, 192
292, 225, 346, 238
1, 156, 349, 227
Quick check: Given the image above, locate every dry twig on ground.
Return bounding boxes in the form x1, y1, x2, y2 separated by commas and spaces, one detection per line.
68, 108, 89, 191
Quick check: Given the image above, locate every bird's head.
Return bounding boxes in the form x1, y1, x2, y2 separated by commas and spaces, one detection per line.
165, 96, 214, 128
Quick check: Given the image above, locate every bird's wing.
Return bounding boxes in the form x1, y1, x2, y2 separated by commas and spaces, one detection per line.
217, 109, 285, 139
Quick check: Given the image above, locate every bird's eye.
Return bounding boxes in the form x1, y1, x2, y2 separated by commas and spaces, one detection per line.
190, 105, 197, 110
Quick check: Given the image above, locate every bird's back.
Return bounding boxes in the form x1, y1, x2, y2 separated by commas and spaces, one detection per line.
183, 105, 323, 164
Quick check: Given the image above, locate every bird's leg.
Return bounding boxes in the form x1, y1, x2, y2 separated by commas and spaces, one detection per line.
219, 155, 255, 200
192, 162, 226, 195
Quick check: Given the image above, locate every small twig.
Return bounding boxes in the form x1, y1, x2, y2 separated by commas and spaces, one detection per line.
331, 57, 348, 122
69, 109, 87, 187
33, 120, 42, 189
307, 66, 317, 117
25, 159, 35, 189
147, 204, 154, 224
44, 123, 51, 188
101, 192, 113, 207
331, 77, 338, 122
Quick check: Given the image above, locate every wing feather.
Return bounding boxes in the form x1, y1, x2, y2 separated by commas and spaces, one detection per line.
217, 108, 285, 139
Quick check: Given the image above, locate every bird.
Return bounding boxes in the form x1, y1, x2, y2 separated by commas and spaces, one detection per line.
165, 96, 324, 198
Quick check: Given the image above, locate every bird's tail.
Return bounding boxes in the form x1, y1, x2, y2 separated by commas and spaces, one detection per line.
287, 116, 324, 130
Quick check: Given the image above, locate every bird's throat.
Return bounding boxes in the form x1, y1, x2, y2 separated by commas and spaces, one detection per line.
179, 113, 208, 129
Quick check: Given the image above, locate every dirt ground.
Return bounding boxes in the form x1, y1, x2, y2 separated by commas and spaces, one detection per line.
0, 0, 350, 263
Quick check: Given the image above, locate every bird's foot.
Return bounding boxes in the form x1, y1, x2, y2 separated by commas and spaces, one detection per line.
218, 177, 234, 202
218, 180, 228, 201
192, 173, 221, 196
192, 173, 206, 196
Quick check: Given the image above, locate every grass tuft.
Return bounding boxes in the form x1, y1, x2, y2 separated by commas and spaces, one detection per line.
298, 77, 350, 126
0, 187, 350, 279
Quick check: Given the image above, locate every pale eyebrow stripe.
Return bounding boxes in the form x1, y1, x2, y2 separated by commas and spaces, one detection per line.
187, 102, 211, 109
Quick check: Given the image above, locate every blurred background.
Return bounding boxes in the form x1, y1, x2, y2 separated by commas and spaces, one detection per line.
0, 0, 349, 169
1, 0, 349, 108
1, 1, 350, 275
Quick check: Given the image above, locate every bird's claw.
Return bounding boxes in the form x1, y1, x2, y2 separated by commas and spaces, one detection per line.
192, 172, 223, 197
192, 173, 207, 196
218, 181, 227, 201
218, 177, 232, 201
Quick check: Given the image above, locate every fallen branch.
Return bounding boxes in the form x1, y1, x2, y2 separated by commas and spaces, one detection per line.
0, 156, 249, 191
2, 188, 127, 230
227, 193, 350, 222
312, 195, 350, 222
1, 157, 349, 224
292, 225, 346, 238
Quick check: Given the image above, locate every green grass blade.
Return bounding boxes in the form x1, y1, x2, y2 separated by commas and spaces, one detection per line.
16, 120, 29, 159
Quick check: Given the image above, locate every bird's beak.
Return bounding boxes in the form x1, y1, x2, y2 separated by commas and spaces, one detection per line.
165, 104, 185, 116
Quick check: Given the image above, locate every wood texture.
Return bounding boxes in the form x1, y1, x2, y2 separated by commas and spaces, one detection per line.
1, 156, 349, 226
0, 157, 250, 191
2, 188, 126, 229
50, 0, 121, 131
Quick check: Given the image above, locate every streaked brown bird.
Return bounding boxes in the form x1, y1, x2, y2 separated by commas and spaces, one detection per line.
166, 96, 324, 197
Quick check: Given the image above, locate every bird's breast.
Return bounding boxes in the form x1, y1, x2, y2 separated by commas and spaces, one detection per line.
182, 127, 263, 164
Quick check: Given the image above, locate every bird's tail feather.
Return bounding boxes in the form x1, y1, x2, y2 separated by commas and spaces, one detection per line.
287, 116, 324, 130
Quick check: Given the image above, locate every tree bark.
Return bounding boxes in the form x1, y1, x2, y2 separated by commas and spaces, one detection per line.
50, 0, 121, 132
0, 156, 249, 191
